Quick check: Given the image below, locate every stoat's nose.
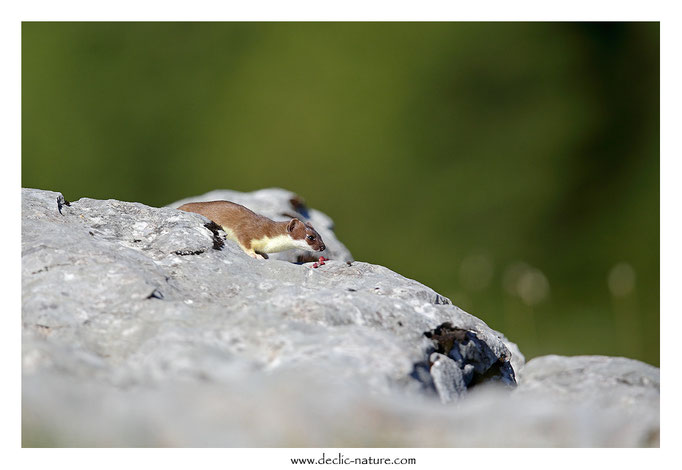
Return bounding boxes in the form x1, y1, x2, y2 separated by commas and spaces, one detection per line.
319, 244, 326, 251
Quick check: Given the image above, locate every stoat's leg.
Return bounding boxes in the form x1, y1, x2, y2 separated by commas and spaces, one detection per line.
242, 247, 267, 260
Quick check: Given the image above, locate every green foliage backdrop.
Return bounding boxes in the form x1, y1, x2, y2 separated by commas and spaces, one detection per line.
22, 22, 660, 365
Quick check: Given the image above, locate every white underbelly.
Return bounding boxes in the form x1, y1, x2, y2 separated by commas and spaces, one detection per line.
222, 227, 239, 243
251, 234, 298, 253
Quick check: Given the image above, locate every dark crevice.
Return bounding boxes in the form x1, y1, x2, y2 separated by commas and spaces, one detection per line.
172, 249, 205, 256
203, 222, 225, 250
57, 194, 71, 215
409, 360, 438, 396
146, 288, 164, 300
30, 263, 71, 275
411, 322, 516, 403
296, 253, 318, 263
289, 195, 310, 219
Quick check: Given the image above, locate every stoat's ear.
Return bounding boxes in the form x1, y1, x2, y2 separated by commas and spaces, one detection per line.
287, 218, 301, 232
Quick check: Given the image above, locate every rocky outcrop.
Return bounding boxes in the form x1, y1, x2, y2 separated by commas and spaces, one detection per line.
21, 188, 659, 447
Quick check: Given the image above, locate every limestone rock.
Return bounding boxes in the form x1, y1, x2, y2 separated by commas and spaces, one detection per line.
21, 188, 658, 447
514, 354, 660, 445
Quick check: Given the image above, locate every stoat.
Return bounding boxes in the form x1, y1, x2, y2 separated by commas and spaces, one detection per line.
177, 200, 326, 260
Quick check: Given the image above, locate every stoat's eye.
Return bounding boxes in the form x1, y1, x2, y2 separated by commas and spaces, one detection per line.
307, 235, 316, 241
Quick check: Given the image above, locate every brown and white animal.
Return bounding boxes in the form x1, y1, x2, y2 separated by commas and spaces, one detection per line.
177, 200, 326, 259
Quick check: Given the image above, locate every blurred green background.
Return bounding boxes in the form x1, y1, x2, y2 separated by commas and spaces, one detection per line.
22, 22, 659, 366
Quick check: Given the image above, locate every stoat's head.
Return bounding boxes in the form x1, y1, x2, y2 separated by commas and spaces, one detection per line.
287, 218, 326, 252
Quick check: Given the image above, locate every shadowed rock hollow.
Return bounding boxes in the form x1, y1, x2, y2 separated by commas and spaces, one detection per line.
21, 188, 659, 447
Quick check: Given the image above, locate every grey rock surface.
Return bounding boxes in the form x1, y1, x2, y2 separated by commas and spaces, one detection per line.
511, 355, 660, 447
428, 353, 470, 403
21, 188, 659, 447
516, 355, 660, 442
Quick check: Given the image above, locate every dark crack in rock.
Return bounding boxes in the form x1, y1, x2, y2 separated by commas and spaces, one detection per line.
172, 249, 206, 256
421, 322, 516, 401
202, 221, 225, 250
56, 194, 70, 215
